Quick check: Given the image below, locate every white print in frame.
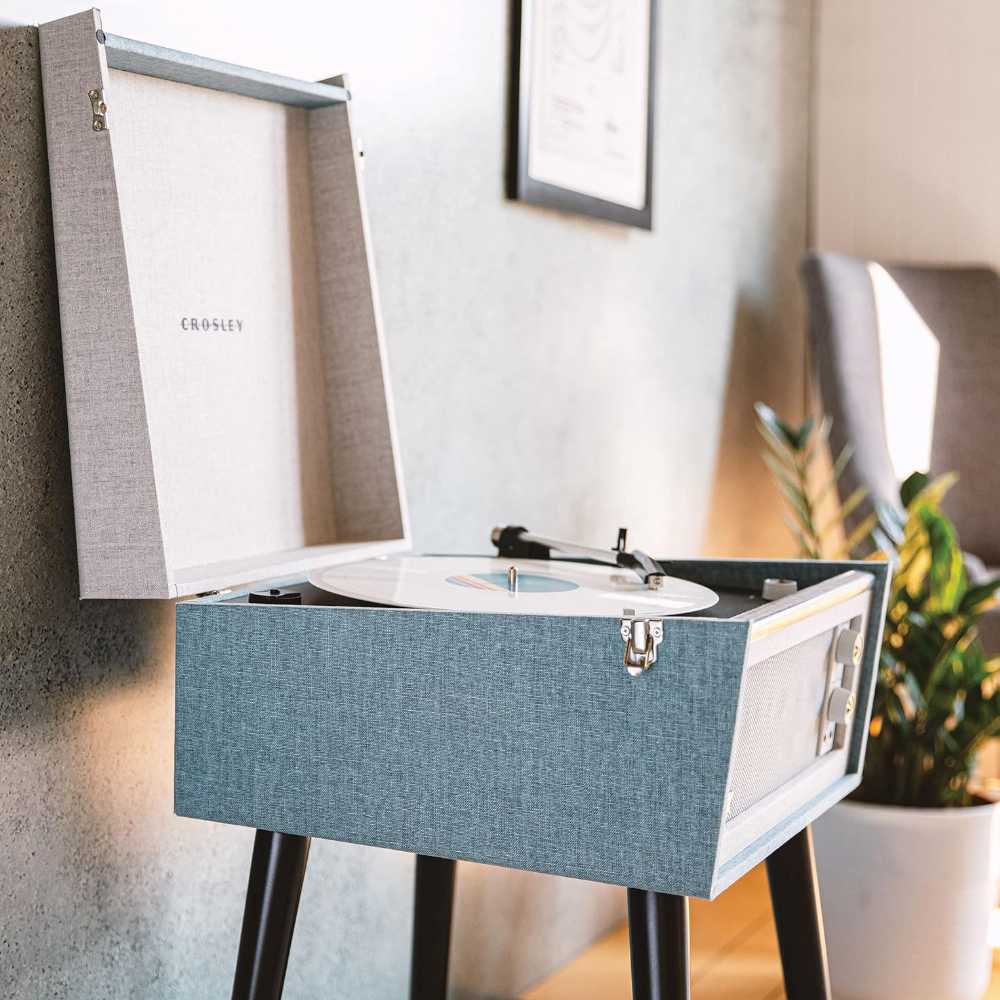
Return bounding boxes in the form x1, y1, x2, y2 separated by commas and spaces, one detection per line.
513, 0, 655, 229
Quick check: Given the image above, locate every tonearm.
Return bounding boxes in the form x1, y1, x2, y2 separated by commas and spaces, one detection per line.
490, 526, 667, 590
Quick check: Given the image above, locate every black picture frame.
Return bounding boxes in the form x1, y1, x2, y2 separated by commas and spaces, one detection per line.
508, 0, 656, 230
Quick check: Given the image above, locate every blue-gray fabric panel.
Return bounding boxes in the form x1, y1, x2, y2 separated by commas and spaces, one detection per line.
175, 607, 749, 898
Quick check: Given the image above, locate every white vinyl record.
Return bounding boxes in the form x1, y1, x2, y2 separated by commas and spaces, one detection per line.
309, 556, 719, 618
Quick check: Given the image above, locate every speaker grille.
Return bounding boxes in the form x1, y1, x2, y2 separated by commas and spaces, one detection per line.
727, 628, 836, 820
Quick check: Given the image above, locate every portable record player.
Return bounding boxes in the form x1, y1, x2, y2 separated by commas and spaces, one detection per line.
175, 537, 886, 900
39, 11, 889, 1000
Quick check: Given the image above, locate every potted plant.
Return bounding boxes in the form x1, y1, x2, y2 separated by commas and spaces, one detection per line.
756, 403, 1000, 1000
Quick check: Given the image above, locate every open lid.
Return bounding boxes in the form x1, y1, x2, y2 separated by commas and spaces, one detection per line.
39, 10, 409, 599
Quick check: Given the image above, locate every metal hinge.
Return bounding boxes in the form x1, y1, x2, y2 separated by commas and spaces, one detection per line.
619, 611, 663, 677
89, 88, 108, 132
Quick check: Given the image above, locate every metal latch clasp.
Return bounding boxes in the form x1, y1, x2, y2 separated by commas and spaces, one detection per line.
619, 612, 663, 677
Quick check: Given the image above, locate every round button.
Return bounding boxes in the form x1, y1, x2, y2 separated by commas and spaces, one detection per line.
827, 687, 856, 725
834, 628, 864, 667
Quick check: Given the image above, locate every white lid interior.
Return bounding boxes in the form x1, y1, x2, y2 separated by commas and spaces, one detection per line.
109, 68, 407, 595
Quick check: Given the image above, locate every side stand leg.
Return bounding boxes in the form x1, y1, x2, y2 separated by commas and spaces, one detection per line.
628, 888, 652, 1000
765, 825, 832, 1000
409, 855, 456, 1000
627, 888, 690, 1000
231, 830, 311, 1000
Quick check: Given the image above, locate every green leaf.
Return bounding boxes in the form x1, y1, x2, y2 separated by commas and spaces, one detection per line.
830, 443, 856, 483
792, 415, 815, 451
839, 511, 878, 558
924, 628, 973, 704
801, 416, 833, 467
814, 462, 857, 509
839, 486, 868, 522
959, 715, 1000, 759
760, 451, 804, 501
900, 471, 930, 508
919, 506, 965, 612
780, 514, 821, 559
911, 472, 959, 511
903, 546, 933, 598
754, 402, 799, 450
765, 467, 817, 536
757, 421, 801, 473
958, 576, 1000, 615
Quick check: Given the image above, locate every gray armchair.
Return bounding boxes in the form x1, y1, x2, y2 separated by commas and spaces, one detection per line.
801, 251, 1000, 653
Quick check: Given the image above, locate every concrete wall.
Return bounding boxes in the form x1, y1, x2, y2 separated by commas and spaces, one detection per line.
0, 2, 812, 997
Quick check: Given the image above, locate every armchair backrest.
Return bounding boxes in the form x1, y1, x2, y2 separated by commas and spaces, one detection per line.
802, 251, 1000, 565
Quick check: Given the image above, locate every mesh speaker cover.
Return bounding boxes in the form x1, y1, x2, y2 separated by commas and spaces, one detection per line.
727, 628, 837, 820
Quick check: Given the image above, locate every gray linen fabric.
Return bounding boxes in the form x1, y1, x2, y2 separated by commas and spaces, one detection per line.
38, 11, 405, 599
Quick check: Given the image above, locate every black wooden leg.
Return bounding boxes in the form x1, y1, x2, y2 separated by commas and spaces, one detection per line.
627, 889, 651, 1000
627, 888, 690, 1000
409, 855, 456, 1000
765, 826, 832, 1000
231, 830, 311, 1000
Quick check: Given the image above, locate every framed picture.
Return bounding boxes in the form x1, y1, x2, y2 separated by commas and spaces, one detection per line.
510, 0, 656, 230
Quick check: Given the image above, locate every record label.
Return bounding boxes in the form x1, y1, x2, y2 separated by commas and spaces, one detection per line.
309, 556, 718, 618
447, 572, 579, 593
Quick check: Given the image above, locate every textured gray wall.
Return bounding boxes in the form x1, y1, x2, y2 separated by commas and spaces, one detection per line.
0, 1, 812, 997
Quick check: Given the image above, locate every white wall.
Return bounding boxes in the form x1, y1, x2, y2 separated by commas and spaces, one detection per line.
813, 0, 1000, 265
0, 2, 812, 997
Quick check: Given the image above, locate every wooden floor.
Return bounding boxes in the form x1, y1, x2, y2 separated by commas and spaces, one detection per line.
522, 865, 1000, 999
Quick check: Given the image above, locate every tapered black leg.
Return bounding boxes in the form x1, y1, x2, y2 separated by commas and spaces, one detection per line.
231, 830, 311, 1000
627, 888, 690, 1000
627, 889, 652, 1000
409, 855, 457, 1000
765, 826, 831, 1000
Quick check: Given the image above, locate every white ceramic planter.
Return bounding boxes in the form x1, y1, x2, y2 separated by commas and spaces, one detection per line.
814, 799, 1000, 1000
